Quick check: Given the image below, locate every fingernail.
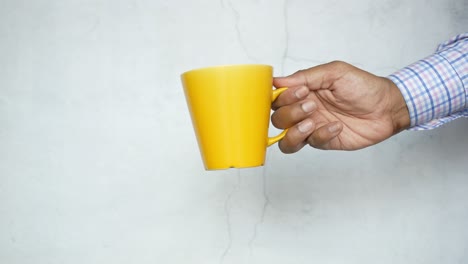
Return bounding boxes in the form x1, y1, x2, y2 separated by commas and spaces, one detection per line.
298, 120, 313, 133
328, 123, 341, 133
301, 101, 316, 113
294, 87, 308, 99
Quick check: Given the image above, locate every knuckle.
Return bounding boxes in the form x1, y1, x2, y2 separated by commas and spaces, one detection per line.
279, 141, 297, 154
307, 131, 325, 148
271, 102, 280, 111
294, 69, 306, 75
279, 130, 304, 154
271, 92, 288, 109
328, 60, 350, 71
270, 112, 283, 129
307, 138, 316, 148
271, 105, 299, 129
329, 60, 345, 66
278, 140, 292, 154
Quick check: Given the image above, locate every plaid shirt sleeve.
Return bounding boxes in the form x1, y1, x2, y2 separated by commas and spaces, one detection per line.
387, 33, 468, 130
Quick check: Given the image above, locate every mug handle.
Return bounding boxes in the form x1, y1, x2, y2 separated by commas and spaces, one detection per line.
267, 87, 289, 147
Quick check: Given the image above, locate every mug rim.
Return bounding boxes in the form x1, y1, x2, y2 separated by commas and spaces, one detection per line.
181, 64, 272, 76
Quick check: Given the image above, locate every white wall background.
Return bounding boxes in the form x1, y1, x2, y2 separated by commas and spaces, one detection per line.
1, 0, 467, 263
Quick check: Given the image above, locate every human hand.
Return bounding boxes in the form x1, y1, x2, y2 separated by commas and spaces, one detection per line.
271, 61, 410, 153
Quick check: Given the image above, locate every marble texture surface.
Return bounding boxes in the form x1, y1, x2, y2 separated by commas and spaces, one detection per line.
0, 0, 467, 263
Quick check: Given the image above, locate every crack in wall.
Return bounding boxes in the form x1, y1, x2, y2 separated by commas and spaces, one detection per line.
224, 0, 258, 62
248, 164, 271, 258
248, 1, 289, 258
219, 169, 241, 264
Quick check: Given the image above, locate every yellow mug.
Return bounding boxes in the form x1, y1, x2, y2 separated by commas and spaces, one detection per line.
181, 64, 287, 170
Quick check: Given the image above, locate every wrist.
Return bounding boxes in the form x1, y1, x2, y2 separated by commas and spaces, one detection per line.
385, 78, 410, 134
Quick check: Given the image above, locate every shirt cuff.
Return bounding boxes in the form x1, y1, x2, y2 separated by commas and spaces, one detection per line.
387, 35, 468, 130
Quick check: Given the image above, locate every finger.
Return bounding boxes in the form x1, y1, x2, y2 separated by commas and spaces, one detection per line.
271, 99, 317, 129
307, 121, 343, 150
271, 85, 309, 110
278, 119, 316, 154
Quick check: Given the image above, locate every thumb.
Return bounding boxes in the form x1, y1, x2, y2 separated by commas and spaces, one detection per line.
273, 71, 307, 89
274, 61, 349, 91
